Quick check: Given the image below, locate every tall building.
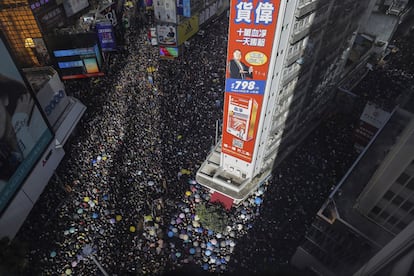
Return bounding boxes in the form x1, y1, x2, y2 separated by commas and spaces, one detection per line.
291, 91, 414, 276
196, 0, 384, 206
0, 34, 86, 239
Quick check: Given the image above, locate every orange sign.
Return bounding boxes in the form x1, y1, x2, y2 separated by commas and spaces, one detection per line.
222, 0, 281, 163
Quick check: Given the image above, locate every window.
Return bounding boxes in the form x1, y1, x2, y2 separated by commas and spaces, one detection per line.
406, 178, 414, 190
396, 172, 410, 185
396, 221, 408, 231
401, 200, 414, 212
370, 206, 381, 215
379, 210, 390, 220
392, 195, 404, 206
383, 190, 395, 201
387, 215, 398, 225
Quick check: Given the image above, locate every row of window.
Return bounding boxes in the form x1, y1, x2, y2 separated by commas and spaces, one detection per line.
369, 161, 414, 234
0, 7, 41, 67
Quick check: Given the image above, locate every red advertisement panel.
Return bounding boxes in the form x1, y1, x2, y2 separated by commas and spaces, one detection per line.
222, 0, 280, 163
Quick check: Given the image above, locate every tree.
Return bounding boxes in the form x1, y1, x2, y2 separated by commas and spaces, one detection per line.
195, 203, 229, 233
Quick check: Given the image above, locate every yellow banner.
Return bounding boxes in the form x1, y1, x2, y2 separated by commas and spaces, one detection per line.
177, 15, 199, 45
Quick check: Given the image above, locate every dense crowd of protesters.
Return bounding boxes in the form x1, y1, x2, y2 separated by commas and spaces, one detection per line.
13, 9, 414, 276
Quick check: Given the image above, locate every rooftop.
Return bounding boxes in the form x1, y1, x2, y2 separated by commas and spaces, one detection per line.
332, 105, 413, 247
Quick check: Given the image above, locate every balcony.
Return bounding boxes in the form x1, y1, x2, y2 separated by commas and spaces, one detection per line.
285, 49, 304, 66
296, 0, 319, 18
290, 25, 311, 45
282, 64, 302, 86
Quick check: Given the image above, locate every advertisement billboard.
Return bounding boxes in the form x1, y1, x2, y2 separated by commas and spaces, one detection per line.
221, 0, 280, 163
46, 33, 104, 80
35, 74, 71, 127
157, 24, 177, 46
0, 35, 53, 214
99, 3, 118, 26
354, 102, 391, 151
177, 0, 191, 17
159, 46, 178, 58
153, 0, 177, 23
30, 1, 66, 32
177, 15, 199, 46
96, 22, 117, 52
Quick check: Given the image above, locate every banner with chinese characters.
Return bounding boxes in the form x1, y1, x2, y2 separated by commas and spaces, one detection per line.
222, 0, 280, 163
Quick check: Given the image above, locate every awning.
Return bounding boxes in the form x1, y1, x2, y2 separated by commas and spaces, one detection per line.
210, 192, 233, 210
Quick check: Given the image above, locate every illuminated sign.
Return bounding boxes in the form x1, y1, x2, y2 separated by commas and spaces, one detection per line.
159, 46, 178, 58
222, 0, 280, 163
47, 34, 104, 80
96, 22, 117, 52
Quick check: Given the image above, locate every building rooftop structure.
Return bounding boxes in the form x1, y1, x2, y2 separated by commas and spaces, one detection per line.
292, 87, 414, 275
331, 107, 409, 245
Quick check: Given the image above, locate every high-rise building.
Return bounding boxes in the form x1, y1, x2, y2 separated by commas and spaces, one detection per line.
196, 0, 389, 206
291, 91, 414, 276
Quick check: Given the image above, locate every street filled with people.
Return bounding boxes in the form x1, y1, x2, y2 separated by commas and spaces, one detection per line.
14, 10, 414, 276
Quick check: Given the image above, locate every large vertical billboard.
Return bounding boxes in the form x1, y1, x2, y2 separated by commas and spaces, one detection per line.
0, 35, 53, 214
96, 21, 117, 52
222, 0, 280, 163
177, 15, 199, 46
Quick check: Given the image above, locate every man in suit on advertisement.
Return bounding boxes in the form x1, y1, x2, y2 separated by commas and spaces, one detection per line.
229, 49, 253, 79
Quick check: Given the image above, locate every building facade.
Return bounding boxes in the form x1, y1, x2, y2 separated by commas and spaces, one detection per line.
291, 94, 414, 276
196, 0, 382, 206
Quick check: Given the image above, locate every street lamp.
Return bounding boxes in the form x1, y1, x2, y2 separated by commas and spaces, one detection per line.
82, 244, 110, 276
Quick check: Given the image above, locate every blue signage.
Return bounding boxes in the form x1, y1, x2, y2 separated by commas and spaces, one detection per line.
96, 22, 117, 52
177, 0, 191, 17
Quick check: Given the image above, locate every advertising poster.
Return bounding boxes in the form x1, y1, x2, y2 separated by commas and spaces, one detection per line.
177, 15, 199, 46
159, 46, 178, 58
154, 0, 177, 23
177, 0, 191, 17
0, 36, 53, 214
32, 3, 66, 32
36, 80, 70, 127
96, 22, 117, 51
157, 24, 177, 46
222, 0, 280, 163
99, 3, 118, 26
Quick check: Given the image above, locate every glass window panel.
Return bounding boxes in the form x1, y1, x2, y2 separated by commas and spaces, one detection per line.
396, 172, 410, 185
383, 190, 395, 201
